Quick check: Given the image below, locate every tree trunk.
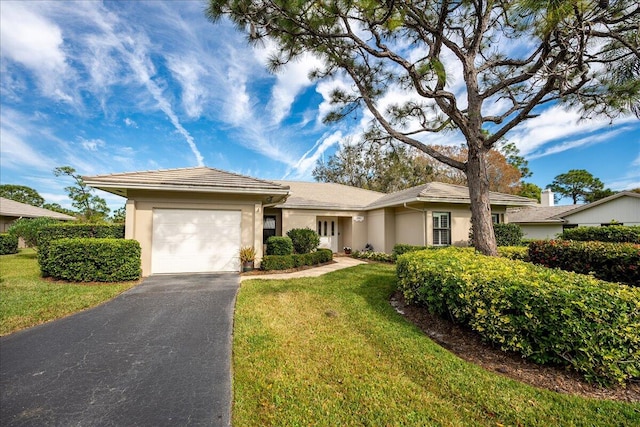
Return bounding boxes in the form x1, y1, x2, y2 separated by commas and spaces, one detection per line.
466, 145, 498, 256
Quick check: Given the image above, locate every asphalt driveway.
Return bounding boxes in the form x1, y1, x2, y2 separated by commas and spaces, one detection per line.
0, 273, 239, 426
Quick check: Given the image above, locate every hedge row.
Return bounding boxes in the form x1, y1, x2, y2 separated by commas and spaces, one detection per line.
351, 250, 395, 263
261, 249, 333, 271
469, 223, 523, 247
286, 228, 320, 254
396, 247, 640, 385
38, 223, 125, 277
0, 233, 18, 255
528, 240, 639, 286
47, 238, 141, 282
497, 246, 529, 261
560, 225, 640, 243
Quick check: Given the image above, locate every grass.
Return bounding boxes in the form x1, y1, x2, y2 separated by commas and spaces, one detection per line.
235, 263, 640, 426
0, 249, 139, 335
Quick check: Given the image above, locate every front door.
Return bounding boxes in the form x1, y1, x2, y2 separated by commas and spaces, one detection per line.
317, 217, 338, 253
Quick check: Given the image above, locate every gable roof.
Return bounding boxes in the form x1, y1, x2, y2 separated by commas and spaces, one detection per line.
366, 182, 537, 210
83, 167, 290, 197
273, 181, 383, 210
0, 197, 76, 221
507, 191, 640, 224
507, 205, 578, 224
561, 191, 640, 218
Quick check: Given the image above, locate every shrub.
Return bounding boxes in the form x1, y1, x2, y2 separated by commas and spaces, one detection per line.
352, 251, 395, 263
47, 238, 141, 282
560, 225, 640, 243
528, 240, 640, 286
493, 223, 524, 246
8, 217, 59, 248
286, 228, 321, 254
497, 246, 529, 261
266, 236, 293, 256
392, 244, 428, 258
396, 247, 640, 385
261, 249, 333, 271
469, 222, 523, 247
38, 223, 125, 277
0, 233, 18, 255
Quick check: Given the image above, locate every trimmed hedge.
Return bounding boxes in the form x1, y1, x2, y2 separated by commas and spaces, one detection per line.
266, 236, 294, 256
47, 238, 141, 282
392, 244, 428, 258
8, 217, 59, 248
0, 233, 18, 255
497, 246, 529, 261
261, 249, 332, 271
493, 223, 524, 246
560, 225, 640, 243
528, 240, 640, 286
37, 223, 125, 276
286, 228, 320, 254
352, 250, 395, 263
396, 247, 640, 385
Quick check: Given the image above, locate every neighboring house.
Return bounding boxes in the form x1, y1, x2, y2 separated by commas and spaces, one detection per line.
508, 189, 640, 239
0, 197, 76, 233
84, 167, 536, 276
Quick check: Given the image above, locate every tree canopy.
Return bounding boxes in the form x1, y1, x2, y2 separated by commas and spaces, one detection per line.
548, 169, 615, 203
207, 0, 639, 255
0, 184, 45, 207
53, 166, 110, 222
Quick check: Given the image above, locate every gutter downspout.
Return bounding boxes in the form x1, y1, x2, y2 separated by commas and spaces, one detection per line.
403, 202, 427, 246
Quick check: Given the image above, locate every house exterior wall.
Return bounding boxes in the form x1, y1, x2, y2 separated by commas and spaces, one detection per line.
395, 208, 426, 246
125, 190, 263, 277
563, 196, 640, 226
518, 224, 563, 240
280, 208, 368, 252
0, 216, 15, 233
425, 203, 472, 247
366, 208, 396, 253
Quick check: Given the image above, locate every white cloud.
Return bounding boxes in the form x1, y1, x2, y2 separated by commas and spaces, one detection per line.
285, 130, 344, 179
166, 54, 207, 118
0, 1, 73, 102
80, 138, 106, 152
124, 118, 137, 127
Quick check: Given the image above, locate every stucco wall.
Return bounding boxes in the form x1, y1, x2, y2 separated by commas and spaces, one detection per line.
395, 208, 426, 246
125, 190, 263, 276
366, 208, 396, 253
563, 196, 640, 226
518, 224, 563, 240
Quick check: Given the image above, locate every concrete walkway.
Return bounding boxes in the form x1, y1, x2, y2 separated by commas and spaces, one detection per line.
240, 256, 365, 282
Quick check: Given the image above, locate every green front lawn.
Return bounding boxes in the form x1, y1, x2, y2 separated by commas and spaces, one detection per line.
0, 249, 139, 335
235, 264, 639, 426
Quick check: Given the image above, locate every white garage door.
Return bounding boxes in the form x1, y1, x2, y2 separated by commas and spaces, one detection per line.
151, 209, 241, 274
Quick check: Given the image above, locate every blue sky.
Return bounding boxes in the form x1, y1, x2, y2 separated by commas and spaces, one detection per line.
1, 0, 639, 212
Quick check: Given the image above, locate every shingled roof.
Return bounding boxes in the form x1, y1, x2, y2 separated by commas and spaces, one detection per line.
507, 205, 578, 224
273, 181, 383, 210
83, 167, 290, 197
366, 182, 536, 209
0, 197, 76, 221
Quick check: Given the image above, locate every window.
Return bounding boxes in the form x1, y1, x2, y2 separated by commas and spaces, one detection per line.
433, 212, 451, 246
562, 224, 578, 231
492, 213, 500, 224
601, 222, 623, 227
263, 215, 276, 244
331, 221, 335, 236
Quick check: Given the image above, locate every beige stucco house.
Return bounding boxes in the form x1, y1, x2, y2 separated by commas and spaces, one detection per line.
84, 167, 536, 276
508, 189, 640, 239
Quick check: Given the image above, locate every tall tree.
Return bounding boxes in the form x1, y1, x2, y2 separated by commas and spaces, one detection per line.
313, 142, 434, 192
207, 1, 640, 255
53, 166, 110, 222
548, 169, 612, 203
42, 203, 78, 217
0, 184, 44, 207
518, 182, 543, 202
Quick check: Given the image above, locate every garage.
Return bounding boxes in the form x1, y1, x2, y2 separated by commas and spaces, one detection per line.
151, 209, 241, 274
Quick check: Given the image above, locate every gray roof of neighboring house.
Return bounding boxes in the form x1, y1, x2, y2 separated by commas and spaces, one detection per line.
273, 181, 384, 210
366, 181, 537, 209
507, 191, 640, 224
507, 204, 578, 224
0, 197, 76, 221
83, 167, 290, 197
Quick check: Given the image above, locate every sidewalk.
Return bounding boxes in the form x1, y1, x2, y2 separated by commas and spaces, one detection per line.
240, 256, 365, 282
